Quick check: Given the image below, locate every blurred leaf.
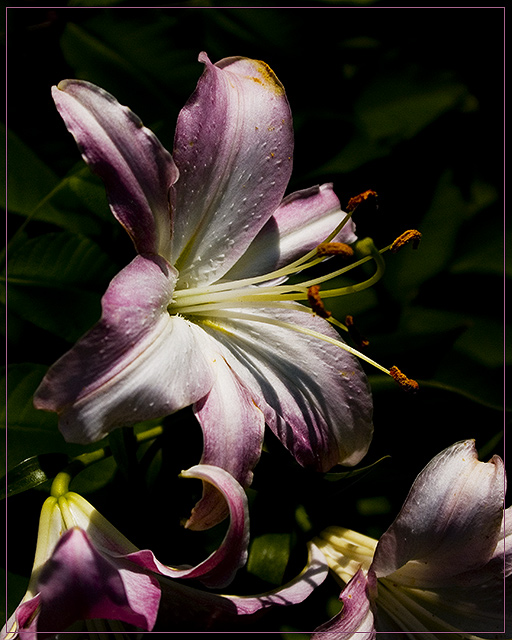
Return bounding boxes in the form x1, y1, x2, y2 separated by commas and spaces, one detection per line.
385, 172, 498, 296
1, 453, 69, 499
4, 125, 59, 214
450, 211, 508, 277
3, 364, 65, 469
317, 69, 471, 174
7, 231, 113, 286
247, 533, 291, 585
357, 69, 470, 144
5, 232, 115, 341
69, 456, 117, 495
5, 127, 103, 235
3, 363, 108, 473
356, 495, 392, 516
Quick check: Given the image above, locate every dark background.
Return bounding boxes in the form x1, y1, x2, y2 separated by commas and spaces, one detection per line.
4, 4, 507, 635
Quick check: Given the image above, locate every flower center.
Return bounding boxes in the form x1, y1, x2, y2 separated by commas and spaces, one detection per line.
168, 195, 420, 391
314, 526, 378, 585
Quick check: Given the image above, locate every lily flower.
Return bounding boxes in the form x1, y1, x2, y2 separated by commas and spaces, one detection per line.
313, 440, 510, 638
33, 52, 415, 527
3, 463, 328, 638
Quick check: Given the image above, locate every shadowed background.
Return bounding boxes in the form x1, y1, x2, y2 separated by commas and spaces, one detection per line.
4, 4, 506, 635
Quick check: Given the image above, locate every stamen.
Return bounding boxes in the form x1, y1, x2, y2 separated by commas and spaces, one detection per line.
316, 242, 354, 259
307, 285, 332, 318
390, 229, 422, 253
346, 189, 378, 212
389, 366, 419, 392
345, 315, 369, 349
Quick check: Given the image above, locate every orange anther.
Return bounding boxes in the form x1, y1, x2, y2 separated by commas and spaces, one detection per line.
316, 242, 354, 259
307, 285, 332, 319
389, 366, 419, 392
390, 230, 422, 253
346, 190, 378, 213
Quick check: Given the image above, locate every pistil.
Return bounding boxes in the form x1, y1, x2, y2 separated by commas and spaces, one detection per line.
168, 194, 420, 392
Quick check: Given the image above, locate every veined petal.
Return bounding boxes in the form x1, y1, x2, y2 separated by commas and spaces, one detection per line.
172, 52, 294, 287
154, 541, 328, 631
24, 528, 160, 634
52, 80, 177, 257
190, 355, 265, 530
224, 183, 357, 281
312, 569, 376, 640
34, 255, 215, 444
126, 464, 249, 589
199, 305, 373, 471
371, 440, 506, 585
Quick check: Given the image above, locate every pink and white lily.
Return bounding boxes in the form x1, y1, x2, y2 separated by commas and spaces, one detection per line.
33, 53, 375, 527
313, 440, 510, 638
2, 464, 328, 638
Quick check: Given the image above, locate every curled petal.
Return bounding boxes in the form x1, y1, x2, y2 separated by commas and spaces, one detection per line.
312, 569, 376, 640
371, 440, 506, 585
52, 80, 177, 257
34, 255, 215, 443
154, 542, 329, 631
225, 183, 357, 281
126, 464, 249, 589
172, 52, 294, 287
201, 305, 373, 471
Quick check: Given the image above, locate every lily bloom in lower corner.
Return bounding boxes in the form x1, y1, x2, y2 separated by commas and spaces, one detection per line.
312, 439, 511, 639
2, 464, 328, 638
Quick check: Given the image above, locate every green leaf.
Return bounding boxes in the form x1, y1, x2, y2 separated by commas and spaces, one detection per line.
247, 533, 292, 585
4, 125, 59, 216
5, 232, 115, 341
5, 127, 103, 235
1, 453, 69, 499
2, 364, 87, 470
356, 68, 470, 144
316, 68, 472, 174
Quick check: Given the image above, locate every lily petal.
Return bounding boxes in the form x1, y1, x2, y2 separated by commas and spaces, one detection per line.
34, 255, 215, 443
371, 440, 505, 585
154, 541, 328, 631
228, 541, 329, 615
126, 464, 249, 589
200, 305, 373, 471
52, 81, 177, 257
312, 569, 376, 640
172, 52, 294, 287
224, 183, 357, 281
190, 355, 265, 529
20, 528, 160, 636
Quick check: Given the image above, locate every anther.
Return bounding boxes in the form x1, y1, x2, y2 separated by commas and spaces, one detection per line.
390, 229, 422, 253
307, 285, 332, 318
389, 366, 419, 392
346, 190, 378, 213
345, 315, 370, 349
316, 242, 354, 259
